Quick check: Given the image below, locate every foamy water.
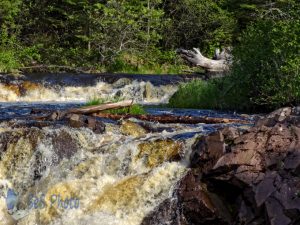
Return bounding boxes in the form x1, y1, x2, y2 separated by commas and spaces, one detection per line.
0, 120, 205, 225
0, 80, 177, 104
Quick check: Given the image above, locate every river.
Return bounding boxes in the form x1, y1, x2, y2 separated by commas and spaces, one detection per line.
0, 73, 252, 225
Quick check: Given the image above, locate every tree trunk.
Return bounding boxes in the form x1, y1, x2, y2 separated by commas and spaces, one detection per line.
92, 113, 249, 124
177, 48, 232, 72
67, 100, 133, 115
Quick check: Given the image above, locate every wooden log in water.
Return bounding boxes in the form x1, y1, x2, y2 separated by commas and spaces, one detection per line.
92, 113, 249, 124
67, 100, 133, 115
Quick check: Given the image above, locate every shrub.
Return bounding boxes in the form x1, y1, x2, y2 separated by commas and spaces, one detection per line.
168, 79, 221, 109
228, 19, 300, 111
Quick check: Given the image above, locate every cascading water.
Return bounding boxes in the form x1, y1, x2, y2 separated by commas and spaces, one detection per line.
0, 123, 194, 225
0, 73, 249, 225
0, 73, 188, 103
0, 80, 178, 104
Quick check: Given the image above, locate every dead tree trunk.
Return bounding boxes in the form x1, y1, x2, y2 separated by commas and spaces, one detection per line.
177, 47, 232, 72
92, 113, 249, 124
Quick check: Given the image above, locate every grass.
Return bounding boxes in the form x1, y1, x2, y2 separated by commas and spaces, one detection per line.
168, 77, 256, 112
103, 104, 146, 115
85, 97, 106, 106
168, 79, 222, 109
85, 97, 146, 115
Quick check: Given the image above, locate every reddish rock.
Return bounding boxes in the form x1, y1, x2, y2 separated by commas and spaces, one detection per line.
190, 131, 226, 172
141, 171, 231, 225
143, 107, 300, 225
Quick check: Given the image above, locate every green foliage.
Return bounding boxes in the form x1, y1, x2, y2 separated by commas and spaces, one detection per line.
168, 79, 222, 109
105, 104, 146, 115
228, 18, 300, 110
0, 50, 19, 73
85, 97, 106, 106
163, 0, 236, 55
0, 0, 22, 25
107, 50, 187, 74
17, 0, 165, 67
170, 13, 300, 112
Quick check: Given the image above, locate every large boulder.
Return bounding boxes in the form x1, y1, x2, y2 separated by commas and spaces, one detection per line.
141, 170, 231, 225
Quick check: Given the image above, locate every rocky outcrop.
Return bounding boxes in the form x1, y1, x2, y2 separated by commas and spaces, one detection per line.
142, 107, 300, 225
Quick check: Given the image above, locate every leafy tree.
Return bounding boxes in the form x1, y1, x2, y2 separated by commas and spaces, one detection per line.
0, 0, 23, 72
162, 0, 236, 55
17, 0, 164, 66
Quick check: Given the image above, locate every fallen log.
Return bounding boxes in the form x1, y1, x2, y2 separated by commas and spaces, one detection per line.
67, 100, 133, 115
177, 47, 232, 72
92, 113, 250, 124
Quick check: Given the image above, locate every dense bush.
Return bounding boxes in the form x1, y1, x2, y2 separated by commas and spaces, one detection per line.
228, 18, 300, 111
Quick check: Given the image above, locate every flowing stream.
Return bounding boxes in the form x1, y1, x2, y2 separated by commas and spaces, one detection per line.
0, 73, 251, 225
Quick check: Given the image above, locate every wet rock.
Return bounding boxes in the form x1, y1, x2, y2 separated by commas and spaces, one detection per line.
143, 82, 153, 100
120, 120, 147, 138
141, 198, 179, 225
68, 114, 81, 127
20, 81, 41, 95
255, 107, 292, 127
2, 83, 21, 96
0, 129, 45, 190
221, 126, 240, 142
52, 130, 78, 164
177, 171, 231, 225
68, 114, 105, 134
190, 131, 226, 172
111, 78, 131, 88
142, 171, 230, 225
49, 111, 67, 121
11, 120, 60, 129
135, 139, 182, 168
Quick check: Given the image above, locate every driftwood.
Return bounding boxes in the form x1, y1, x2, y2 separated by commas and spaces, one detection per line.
67, 100, 133, 115
177, 48, 232, 72
92, 113, 249, 124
